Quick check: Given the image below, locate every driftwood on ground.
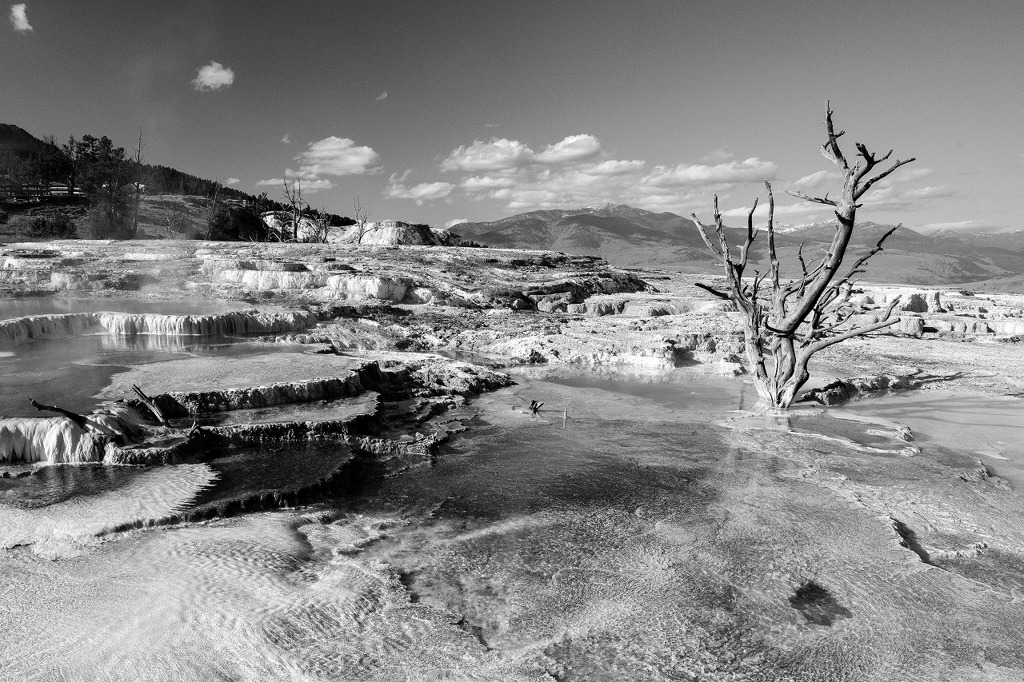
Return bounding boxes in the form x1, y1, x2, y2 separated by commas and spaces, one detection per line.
132, 384, 170, 426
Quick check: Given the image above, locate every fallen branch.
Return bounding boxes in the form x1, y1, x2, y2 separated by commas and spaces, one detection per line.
131, 384, 170, 426
28, 398, 89, 430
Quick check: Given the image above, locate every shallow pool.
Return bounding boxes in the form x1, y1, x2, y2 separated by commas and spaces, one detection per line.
1, 365, 1023, 680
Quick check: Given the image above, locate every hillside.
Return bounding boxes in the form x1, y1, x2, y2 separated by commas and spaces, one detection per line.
0, 124, 48, 153
456, 205, 1024, 286
0, 123, 350, 240
456, 204, 738, 271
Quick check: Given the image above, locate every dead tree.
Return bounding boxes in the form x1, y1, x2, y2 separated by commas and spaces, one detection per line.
203, 180, 223, 240
305, 207, 332, 243
128, 130, 148, 238
692, 104, 915, 408
282, 177, 305, 242
352, 196, 370, 244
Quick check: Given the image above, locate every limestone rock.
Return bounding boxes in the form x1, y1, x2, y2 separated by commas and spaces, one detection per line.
333, 220, 448, 246
896, 316, 924, 337
901, 294, 929, 313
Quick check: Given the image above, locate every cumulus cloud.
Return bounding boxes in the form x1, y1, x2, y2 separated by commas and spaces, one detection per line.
427, 133, 784, 214
896, 167, 935, 182
586, 159, 645, 175
444, 218, 469, 229
442, 134, 604, 172
385, 174, 454, 205
192, 61, 234, 91
534, 134, 601, 164
858, 184, 956, 212
376, 91, 388, 100
790, 170, 842, 190
10, 3, 30, 31
255, 176, 334, 192
902, 185, 955, 200
721, 202, 831, 219
461, 175, 516, 191
281, 133, 291, 144
254, 137, 378, 194
442, 138, 535, 172
295, 137, 381, 179
225, 177, 240, 186
644, 158, 778, 188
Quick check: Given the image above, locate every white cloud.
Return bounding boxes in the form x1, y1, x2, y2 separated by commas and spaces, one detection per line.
256, 139, 374, 195
902, 185, 955, 200
10, 3, 30, 32
253, 176, 333, 193
534, 134, 601, 164
295, 177, 333, 192
644, 158, 779, 188
192, 61, 234, 91
857, 184, 955, 212
426, 133, 784, 214
225, 177, 240, 186
442, 138, 535, 172
442, 154, 776, 215
376, 90, 388, 100
586, 159, 645, 175
444, 218, 469, 229
790, 170, 842, 190
896, 167, 935, 182
295, 137, 380, 179
281, 133, 291, 144
721, 202, 831, 219
385, 174, 454, 205
484, 123, 500, 128
461, 175, 516, 191
441, 134, 604, 173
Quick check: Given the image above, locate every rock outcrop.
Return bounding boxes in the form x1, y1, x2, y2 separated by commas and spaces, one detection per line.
333, 220, 457, 246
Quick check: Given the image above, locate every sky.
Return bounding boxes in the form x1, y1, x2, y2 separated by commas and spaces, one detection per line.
3, 0, 1023, 233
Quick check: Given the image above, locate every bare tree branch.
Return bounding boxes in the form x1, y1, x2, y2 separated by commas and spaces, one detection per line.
691, 213, 724, 258
28, 398, 89, 430
785, 189, 838, 206
131, 384, 169, 426
694, 282, 732, 300
855, 158, 918, 200
806, 298, 902, 354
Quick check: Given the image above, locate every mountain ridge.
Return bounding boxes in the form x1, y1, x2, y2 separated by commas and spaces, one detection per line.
454, 206, 1024, 286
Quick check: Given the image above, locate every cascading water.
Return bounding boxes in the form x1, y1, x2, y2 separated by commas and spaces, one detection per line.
0, 417, 102, 464
0, 309, 318, 347
0, 404, 150, 464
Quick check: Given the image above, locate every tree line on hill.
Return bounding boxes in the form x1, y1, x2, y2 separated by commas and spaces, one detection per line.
0, 128, 354, 240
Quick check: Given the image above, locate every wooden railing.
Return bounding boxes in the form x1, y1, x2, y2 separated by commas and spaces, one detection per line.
0, 182, 83, 202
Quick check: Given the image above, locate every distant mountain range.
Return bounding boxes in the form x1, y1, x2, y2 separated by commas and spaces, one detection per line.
454, 204, 1024, 287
